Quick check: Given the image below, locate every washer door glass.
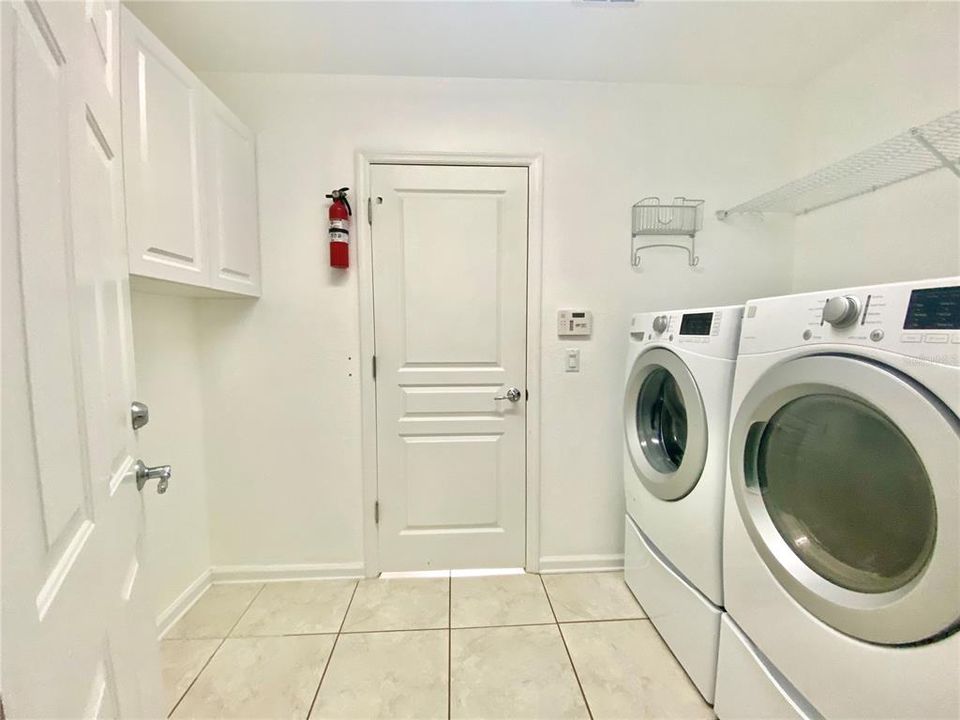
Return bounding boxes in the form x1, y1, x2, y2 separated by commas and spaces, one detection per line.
636, 368, 688, 473
623, 348, 708, 502
756, 394, 936, 594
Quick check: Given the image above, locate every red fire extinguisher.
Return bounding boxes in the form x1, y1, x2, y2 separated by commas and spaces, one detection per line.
326, 187, 351, 269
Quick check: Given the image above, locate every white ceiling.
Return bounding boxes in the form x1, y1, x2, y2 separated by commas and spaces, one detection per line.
125, 0, 917, 87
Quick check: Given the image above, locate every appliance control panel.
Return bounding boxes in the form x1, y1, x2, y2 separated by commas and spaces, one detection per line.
629, 305, 743, 359
739, 277, 960, 364
558, 310, 592, 336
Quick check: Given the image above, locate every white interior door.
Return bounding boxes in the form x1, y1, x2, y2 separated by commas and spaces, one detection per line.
1, 1, 163, 716
371, 164, 529, 572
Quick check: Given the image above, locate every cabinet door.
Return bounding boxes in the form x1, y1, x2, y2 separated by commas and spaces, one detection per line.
120, 7, 205, 286
204, 91, 261, 296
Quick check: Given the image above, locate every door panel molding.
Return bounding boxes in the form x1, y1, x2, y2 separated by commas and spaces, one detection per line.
356, 152, 543, 576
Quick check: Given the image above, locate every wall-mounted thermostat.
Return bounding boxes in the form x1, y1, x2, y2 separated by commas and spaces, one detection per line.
558, 310, 592, 337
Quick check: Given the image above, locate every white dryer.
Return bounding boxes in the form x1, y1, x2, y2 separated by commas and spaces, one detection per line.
717, 278, 960, 719
623, 304, 743, 703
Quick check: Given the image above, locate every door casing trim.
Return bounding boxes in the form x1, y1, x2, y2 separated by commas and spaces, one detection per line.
355, 151, 544, 577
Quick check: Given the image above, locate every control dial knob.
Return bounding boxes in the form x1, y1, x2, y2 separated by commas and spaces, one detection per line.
652, 315, 669, 334
822, 295, 861, 328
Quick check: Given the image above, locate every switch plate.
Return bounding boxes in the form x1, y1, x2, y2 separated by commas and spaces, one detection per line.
565, 348, 580, 372
558, 310, 592, 336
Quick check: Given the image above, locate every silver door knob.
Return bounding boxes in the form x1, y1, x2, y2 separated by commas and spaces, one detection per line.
495, 387, 522, 402
822, 295, 861, 328
130, 401, 150, 430
134, 460, 171, 494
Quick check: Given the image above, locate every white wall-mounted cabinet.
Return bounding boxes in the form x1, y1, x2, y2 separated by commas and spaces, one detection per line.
203, 93, 261, 295
120, 8, 260, 297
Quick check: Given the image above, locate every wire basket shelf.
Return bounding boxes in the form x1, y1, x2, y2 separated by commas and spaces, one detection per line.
631, 197, 704, 268
632, 196, 704, 237
717, 110, 960, 218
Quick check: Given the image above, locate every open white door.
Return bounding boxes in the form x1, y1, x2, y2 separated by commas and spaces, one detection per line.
2, 1, 164, 716
371, 164, 529, 572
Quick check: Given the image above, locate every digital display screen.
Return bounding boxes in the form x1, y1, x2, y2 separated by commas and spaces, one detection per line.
680, 312, 713, 336
572, 312, 585, 318
903, 286, 960, 330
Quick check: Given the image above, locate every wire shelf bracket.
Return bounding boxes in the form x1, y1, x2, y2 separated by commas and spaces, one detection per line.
716, 110, 960, 220
632, 239, 700, 269
631, 196, 704, 269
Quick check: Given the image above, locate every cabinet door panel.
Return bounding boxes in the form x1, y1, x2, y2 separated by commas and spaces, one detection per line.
120, 8, 204, 285
205, 92, 261, 296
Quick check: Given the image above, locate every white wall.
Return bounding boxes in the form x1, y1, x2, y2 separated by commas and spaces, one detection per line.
195, 73, 797, 571
791, 2, 960, 292
131, 291, 212, 614
126, 2, 957, 598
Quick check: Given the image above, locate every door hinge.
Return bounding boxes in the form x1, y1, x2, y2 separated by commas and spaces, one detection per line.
374, 500, 380, 525
372, 355, 377, 379
367, 196, 373, 226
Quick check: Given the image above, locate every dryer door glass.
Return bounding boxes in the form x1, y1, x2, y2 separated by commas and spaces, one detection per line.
756, 393, 936, 594
636, 367, 688, 473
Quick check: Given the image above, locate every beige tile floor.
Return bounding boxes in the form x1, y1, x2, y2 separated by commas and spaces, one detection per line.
160, 571, 715, 720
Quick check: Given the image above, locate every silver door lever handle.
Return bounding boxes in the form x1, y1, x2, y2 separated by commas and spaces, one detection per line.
134, 460, 171, 494
494, 387, 522, 402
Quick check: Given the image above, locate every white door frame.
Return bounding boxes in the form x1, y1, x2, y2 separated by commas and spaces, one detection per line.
355, 151, 544, 577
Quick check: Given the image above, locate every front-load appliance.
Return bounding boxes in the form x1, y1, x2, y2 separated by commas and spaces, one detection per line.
717, 278, 960, 719
623, 304, 743, 703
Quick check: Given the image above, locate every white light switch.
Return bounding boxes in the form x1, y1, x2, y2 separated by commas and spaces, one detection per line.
565, 348, 580, 372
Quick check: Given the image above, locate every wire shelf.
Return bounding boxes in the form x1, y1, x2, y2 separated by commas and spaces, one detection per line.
717, 110, 960, 218
632, 196, 704, 237
631, 197, 704, 269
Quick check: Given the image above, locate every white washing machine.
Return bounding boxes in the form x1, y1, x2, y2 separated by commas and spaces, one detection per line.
717, 278, 960, 719
623, 304, 743, 703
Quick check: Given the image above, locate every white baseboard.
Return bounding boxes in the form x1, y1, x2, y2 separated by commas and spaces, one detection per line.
538, 553, 624, 574
154, 562, 365, 639
156, 568, 212, 639
210, 561, 365, 584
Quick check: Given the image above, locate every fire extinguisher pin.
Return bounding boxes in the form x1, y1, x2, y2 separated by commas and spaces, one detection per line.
325, 187, 351, 216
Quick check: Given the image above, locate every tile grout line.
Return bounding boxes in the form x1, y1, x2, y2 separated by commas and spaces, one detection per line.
539, 575, 594, 720
167, 583, 268, 718
305, 580, 360, 720
447, 575, 452, 720
557, 616, 648, 626
447, 620, 557, 631
205, 618, 576, 640
234, 625, 447, 638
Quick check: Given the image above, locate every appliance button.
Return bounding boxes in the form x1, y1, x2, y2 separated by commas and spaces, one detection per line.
869, 329, 884, 342
924, 333, 949, 344
901, 333, 922, 343
802, 329, 813, 341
